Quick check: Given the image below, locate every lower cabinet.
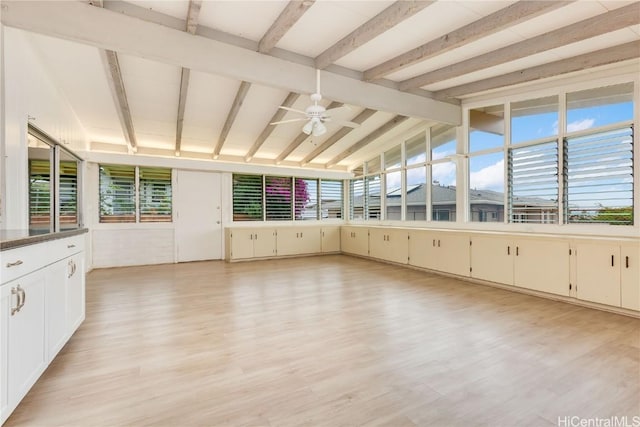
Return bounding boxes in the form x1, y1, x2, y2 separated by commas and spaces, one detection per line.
470, 235, 514, 285
621, 243, 640, 311
226, 228, 277, 260
409, 230, 470, 277
276, 227, 321, 256
340, 226, 369, 257
369, 228, 408, 264
513, 238, 570, 296
67, 253, 85, 333
321, 227, 341, 253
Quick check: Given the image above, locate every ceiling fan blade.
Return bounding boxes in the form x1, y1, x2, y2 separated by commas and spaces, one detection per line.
278, 105, 307, 115
333, 120, 360, 129
325, 105, 351, 113
270, 118, 308, 125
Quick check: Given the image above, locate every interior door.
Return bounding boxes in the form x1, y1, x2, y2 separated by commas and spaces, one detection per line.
175, 170, 222, 262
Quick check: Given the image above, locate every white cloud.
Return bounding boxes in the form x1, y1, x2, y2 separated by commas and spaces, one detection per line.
567, 118, 595, 132
432, 149, 455, 161
432, 162, 456, 186
470, 159, 504, 192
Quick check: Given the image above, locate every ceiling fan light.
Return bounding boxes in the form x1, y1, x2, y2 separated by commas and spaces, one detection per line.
302, 120, 313, 135
313, 121, 327, 136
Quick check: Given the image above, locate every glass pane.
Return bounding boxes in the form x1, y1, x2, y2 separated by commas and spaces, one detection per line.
385, 170, 401, 220
509, 141, 559, 224
565, 125, 633, 225
405, 166, 426, 221
99, 164, 136, 223
139, 167, 172, 222
432, 162, 456, 221
384, 145, 401, 170
431, 124, 456, 160
469, 152, 504, 222
265, 176, 292, 221
511, 96, 558, 144
405, 132, 426, 166
294, 178, 318, 220
28, 141, 53, 234
366, 175, 381, 220
469, 104, 504, 152
350, 178, 364, 220
352, 164, 364, 177
366, 156, 381, 175
233, 174, 263, 221
59, 149, 79, 230
567, 82, 633, 132
321, 180, 343, 219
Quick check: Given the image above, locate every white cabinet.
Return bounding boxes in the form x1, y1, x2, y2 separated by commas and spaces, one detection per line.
321, 227, 340, 253
226, 228, 277, 260
67, 253, 85, 333
1, 269, 47, 422
409, 230, 470, 277
576, 241, 640, 308
369, 228, 408, 264
341, 227, 369, 257
277, 227, 321, 256
513, 238, 570, 296
46, 260, 68, 361
470, 235, 514, 285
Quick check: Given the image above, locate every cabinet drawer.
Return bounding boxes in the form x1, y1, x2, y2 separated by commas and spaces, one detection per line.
0, 243, 51, 284
48, 235, 84, 258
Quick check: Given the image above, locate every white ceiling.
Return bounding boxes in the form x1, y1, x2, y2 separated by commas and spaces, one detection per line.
7, 0, 640, 171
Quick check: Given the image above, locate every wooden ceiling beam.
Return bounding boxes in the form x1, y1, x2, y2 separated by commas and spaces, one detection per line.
315, 1, 434, 70
244, 92, 300, 162
364, 0, 572, 82
436, 41, 640, 98
258, 0, 315, 53
175, 0, 202, 156
399, 3, 640, 91
275, 101, 342, 164
300, 108, 376, 166
213, 81, 251, 159
326, 115, 409, 168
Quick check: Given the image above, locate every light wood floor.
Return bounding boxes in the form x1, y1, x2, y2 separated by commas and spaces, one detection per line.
6, 255, 640, 426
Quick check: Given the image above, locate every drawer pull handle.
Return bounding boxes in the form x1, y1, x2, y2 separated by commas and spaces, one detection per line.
11, 287, 20, 315
611, 255, 614, 267
6, 260, 23, 268
67, 244, 76, 249
626, 256, 629, 269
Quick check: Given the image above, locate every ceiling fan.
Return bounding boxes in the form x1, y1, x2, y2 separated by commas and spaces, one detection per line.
270, 70, 359, 137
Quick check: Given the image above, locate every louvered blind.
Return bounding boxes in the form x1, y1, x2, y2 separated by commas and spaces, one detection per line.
564, 125, 633, 225
508, 141, 559, 224
29, 159, 52, 230
350, 178, 364, 220
233, 174, 263, 221
321, 180, 343, 219
265, 176, 292, 221
59, 161, 78, 228
99, 164, 135, 223
139, 167, 172, 222
366, 175, 381, 220
295, 178, 318, 220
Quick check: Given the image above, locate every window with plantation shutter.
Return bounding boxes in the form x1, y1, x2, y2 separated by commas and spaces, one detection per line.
59, 161, 78, 228
29, 159, 52, 231
366, 175, 381, 220
265, 176, 292, 221
99, 164, 135, 223
139, 167, 172, 222
295, 178, 318, 220
321, 180, 343, 219
233, 174, 263, 221
508, 141, 559, 224
350, 178, 364, 220
564, 125, 633, 225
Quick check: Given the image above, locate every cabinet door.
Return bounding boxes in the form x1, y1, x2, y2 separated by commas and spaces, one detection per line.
621, 243, 640, 311
254, 229, 276, 258
321, 227, 340, 253
576, 243, 621, 306
46, 260, 68, 361
470, 235, 514, 285
368, 228, 387, 260
408, 230, 431, 269
514, 239, 569, 296
276, 228, 300, 256
229, 229, 255, 260
437, 233, 471, 277
3, 270, 47, 411
340, 227, 355, 254
67, 253, 85, 334
352, 229, 369, 257
386, 229, 409, 265
298, 227, 321, 255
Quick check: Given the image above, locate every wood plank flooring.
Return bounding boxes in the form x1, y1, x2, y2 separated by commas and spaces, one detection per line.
5, 255, 640, 426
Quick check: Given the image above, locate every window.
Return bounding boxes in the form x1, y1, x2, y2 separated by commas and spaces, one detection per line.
384, 146, 401, 170
233, 174, 263, 221
321, 180, 343, 219
29, 158, 52, 232
59, 160, 78, 229
139, 167, 172, 222
99, 165, 136, 223
567, 83, 633, 132
405, 166, 426, 221
511, 96, 558, 144
265, 176, 292, 221
406, 132, 426, 166
508, 141, 559, 224
564, 125, 633, 225
385, 170, 401, 220
295, 178, 318, 220
366, 156, 381, 175
432, 161, 456, 222
469, 104, 504, 152
431, 124, 456, 160
366, 175, 381, 220
469, 152, 504, 222
349, 178, 364, 220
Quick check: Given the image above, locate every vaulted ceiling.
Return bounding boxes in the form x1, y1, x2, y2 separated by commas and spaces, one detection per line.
3, 0, 639, 171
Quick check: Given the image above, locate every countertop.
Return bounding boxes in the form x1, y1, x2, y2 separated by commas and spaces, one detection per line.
0, 228, 88, 251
